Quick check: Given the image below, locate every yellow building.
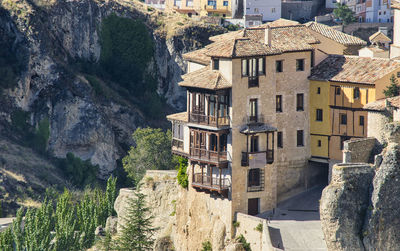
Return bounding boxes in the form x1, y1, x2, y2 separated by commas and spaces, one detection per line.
164, 0, 231, 17
309, 55, 400, 163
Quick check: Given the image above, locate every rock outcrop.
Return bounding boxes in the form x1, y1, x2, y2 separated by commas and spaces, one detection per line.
321, 122, 400, 251
0, 0, 224, 177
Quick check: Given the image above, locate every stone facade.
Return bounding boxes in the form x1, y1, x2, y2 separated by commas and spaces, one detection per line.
342, 137, 377, 163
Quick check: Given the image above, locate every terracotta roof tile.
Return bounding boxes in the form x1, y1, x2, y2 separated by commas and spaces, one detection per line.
364, 96, 400, 111
166, 112, 188, 122
369, 31, 392, 43
392, 0, 400, 9
305, 22, 367, 46
183, 47, 211, 65
261, 18, 301, 28
309, 55, 400, 85
179, 67, 232, 90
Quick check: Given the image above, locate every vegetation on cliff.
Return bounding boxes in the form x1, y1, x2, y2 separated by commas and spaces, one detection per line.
0, 176, 118, 250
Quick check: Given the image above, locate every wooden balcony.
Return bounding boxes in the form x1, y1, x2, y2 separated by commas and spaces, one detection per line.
189, 113, 230, 127
189, 147, 228, 167
171, 138, 187, 157
192, 173, 229, 197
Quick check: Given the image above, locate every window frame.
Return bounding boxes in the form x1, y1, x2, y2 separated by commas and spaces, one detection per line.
340, 113, 347, 125
317, 87, 321, 94
242, 57, 265, 77
316, 109, 323, 121
250, 135, 259, 152
297, 130, 304, 147
276, 95, 282, 113
354, 87, 360, 99
296, 59, 305, 71
277, 131, 283, 148
335, 87, 341, 95
318, 140, 322, 147
213, 58, 219, 70
359, 115, 365, 126
276, 60, 283, 73
296, 93, 304, 111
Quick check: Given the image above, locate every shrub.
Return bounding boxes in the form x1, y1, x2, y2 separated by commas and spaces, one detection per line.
201, 240, 212, 251
176, 22, 184, 26
233, 221, 240, 228
236, 234, 251, 251
176, 156, 188, 189
255, 223, 263, 232
31, 117, 50, 154
383, 74, 400, 98
57, 153, 99, 188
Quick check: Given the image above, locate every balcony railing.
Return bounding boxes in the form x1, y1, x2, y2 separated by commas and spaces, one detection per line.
241, 150, 274, 166
172, 138, 186, 156
189, 113, 230, 127
190, 147, 227, 164
248, 76, 259, 88
243, 114, 264, 124
192, 173, 229, 192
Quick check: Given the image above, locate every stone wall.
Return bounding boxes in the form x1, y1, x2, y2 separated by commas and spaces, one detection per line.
367, 111, 390, 144
343, 138, 377, 164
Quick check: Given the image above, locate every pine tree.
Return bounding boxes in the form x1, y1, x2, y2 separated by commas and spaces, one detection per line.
12, 207, 24, 251
77, 193, 97, 249
106, 176, 118, 218
114, 186, 156, 251
384, 74, 400, 98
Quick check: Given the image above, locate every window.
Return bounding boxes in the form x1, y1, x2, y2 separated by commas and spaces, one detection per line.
242, 58, 265, 77
359, 115, 365, 126
318, 140, 322, 147
250, 136, 259, 152
317, 87, 321, 94
297, 130, 304, 147
276, 95, 282, 112
248, 169, 260, 187
296, 94, 304, 111
276, 60, 283, 72
277, 132, 283, 148
271, 7, 276, 13
250, 99, 258, 122
296, 59, 305, 71
254, 8, 259, 13
340, 113, 347, 125
208, 0, 216, 6
316, 109, 323, 121
186, 0, 193, 6
213, 59, 219, 70
336, 87, 341, 95
354, 87, 360, 99
223, 0, 228, 6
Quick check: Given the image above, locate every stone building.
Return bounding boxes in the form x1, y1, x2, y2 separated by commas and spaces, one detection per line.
167, 19, 367, 235
164, 0, 232, 17
359, 30, 391, 58
309, 55, 400, 165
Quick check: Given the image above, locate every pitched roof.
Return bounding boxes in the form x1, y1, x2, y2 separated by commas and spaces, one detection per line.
261, 18, 301, 28
364, 96, 400, 111
209, 30, 244, 42
369, 31, 391, 43
179, 67, 232, 90
205, 38, 281, 58
392, 0, 400, 9
166, 112, 188, 122
309, 55, 400, 85
183, 47, 211, 65
305, 21, 367, 46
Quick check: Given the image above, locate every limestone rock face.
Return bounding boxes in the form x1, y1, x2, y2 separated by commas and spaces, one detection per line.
0, 0, 224, 176
321, 122, 400, 251
320, 164, 374, 251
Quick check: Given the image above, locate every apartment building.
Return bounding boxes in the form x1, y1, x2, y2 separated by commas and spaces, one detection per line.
366, 0, 393, 23
164, 0, 232, 16
309, 55, 400, 164
167, 19, 368, 222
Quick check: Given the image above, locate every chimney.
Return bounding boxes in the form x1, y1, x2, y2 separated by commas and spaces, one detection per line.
265, 25, 272, 46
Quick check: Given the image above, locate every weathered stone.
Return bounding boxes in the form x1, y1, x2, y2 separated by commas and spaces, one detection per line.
363, 143, 400, 251
224, 243, 246, 251
154, 236, 175, 251
212, 218, 226, 251
105, 216, 118, 235
384, 122, 400, 143
95, 226, 105, 236
320, 163, 374, 251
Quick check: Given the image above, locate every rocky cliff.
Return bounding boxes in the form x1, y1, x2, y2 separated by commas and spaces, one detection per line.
0, 0, 224, 177
320, 122, 400, 251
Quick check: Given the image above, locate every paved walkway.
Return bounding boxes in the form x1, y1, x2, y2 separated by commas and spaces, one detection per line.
259, 185, 327, 251
0, 218, 14, 232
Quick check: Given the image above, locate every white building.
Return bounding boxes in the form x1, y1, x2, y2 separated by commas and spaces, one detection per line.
244, 0, 281, 21
366, 0, 393, 23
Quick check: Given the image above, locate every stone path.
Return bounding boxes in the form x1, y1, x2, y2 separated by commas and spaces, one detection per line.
258, 185, 327, 251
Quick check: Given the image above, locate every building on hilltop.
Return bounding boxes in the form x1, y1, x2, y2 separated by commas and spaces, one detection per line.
164, 0, 232, 17
167, 19, 367, 230
309, 55, 400, 166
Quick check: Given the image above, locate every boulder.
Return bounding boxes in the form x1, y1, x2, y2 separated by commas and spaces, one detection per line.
105, 216, 118, 234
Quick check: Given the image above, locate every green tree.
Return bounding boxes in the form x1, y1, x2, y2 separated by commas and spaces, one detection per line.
176, 156, 188, 189
333, 3, 356, 25
106, 176, 118, 217
123, 127, 174, 183
77, 193, 97, 249
0, 227, 13, 251
114, 186, 156, 251
384, 74, 400, 97
12, 207, 24, 251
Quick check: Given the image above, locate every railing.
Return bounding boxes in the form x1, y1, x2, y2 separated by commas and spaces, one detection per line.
241, 150, 274, 166
248, 76, 259, 88
190, 147, 227, 163
172, 138, 184, 150
192, 173, 230, 190
243, 114, 264, 124
189, 113, 230, 127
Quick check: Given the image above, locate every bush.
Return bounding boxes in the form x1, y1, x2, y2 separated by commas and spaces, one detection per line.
57, 153, 99, 188
176, 156, 188, 189
31, 117, 50, 154
236, 234, 251, 251
255, 223, 263, 232
202, 240, 212, 251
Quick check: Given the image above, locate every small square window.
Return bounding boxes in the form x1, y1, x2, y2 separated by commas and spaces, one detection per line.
340, 113, 347, 125
223, 0, 228, 6
296, 59, 305, 71
317, 87, 321, 94
318, 140, 322, 147
276, 60, 283, 73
